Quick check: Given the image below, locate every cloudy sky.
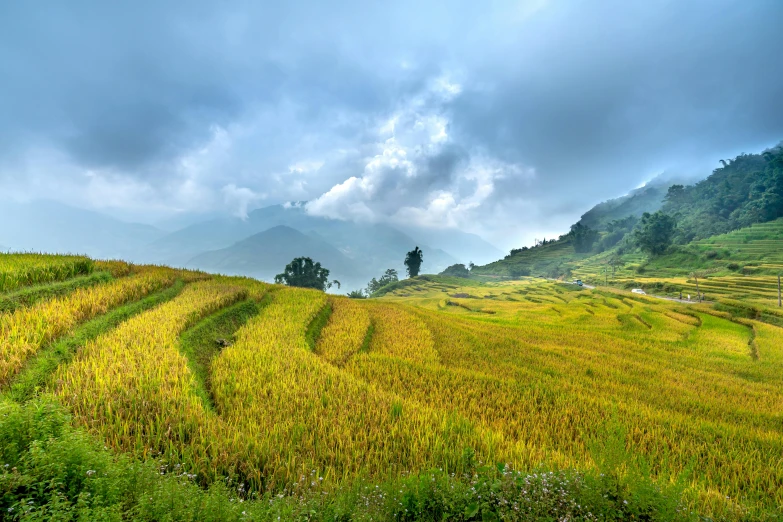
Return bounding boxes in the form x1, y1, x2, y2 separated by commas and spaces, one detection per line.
1, 0, 782, 249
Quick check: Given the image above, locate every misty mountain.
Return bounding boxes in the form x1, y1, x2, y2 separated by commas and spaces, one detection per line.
394, 226, 503, 265
0, 200, 165, 258
662, 146, 783, 242
578, 184, 663, 231
475, 144, 783, 277
142, 204, 463, 277
187, 225, 361, 284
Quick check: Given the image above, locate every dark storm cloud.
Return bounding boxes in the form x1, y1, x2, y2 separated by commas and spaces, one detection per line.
449, 0, 783, 206
1, 0, 782, 247
0, 1, 414, 171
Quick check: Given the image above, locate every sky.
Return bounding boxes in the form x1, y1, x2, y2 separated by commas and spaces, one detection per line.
1, 0, 782, 250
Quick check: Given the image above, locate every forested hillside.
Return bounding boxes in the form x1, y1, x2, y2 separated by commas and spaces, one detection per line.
663, 148, 783, 243
474, 143, 783, 278
578, 183, 667, 231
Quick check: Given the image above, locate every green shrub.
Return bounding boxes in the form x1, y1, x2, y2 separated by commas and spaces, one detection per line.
0, 398, 716, 521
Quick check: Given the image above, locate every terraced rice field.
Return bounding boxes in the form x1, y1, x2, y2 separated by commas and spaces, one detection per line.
568, 218, 783, 307
0, 253, 93, 292
2, 253, 783, 519
693, 218, 783, 268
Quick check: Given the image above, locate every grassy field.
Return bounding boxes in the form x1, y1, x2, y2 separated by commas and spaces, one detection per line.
1, 253, 782, 520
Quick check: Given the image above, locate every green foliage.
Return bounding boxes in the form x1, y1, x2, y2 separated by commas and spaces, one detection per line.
478, 146, 783, 280
366, 268, 399, 295
305, 302, 333, 351
509, 266, 531, 278
439, 263, 471, 278
579, 184, 667, 231
404, 246, 424, 278
634, 211, 677, 256
665, 184, 686, 206
568, 222, 599, 253
274, 257, 340, 291
346, 290, 367, 299
664, 147, 783, 242
0, 398, 713, 522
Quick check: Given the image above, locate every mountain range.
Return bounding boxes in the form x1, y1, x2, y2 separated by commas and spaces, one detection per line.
0, 200, 165, 259
0, 200, 503, 291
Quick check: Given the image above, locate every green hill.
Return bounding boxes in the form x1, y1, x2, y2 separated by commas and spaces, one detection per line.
472, 239, 580, 278
475, 144, 783, 283
578, 183, 667, 230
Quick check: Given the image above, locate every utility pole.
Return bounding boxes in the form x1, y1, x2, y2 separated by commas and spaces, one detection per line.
604, 267, 608, 286
778, 274, 781, 308
693, 273, 701, 302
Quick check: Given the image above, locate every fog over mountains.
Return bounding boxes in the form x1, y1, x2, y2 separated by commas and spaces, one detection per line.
0, 199, 502, 290
2, 2, 782, 250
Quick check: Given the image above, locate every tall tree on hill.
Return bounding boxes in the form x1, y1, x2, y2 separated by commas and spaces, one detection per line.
633, 211, 677, 256
664, 184, 686, 206
274, 257, 341, 291
404, 246, 424, 278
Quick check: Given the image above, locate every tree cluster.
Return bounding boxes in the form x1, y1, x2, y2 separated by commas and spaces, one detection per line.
633, 211, 676, 256
439, 263, 471, 278
366, 268, 399, 295
567, 222, 599, 253
661, 147, 783, 242
274, 257, 340, 291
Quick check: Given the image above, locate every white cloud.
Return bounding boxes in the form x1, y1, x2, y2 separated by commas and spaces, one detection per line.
221, 183, 264, 219
288, 160, 324, 174
306, 76, 534, 236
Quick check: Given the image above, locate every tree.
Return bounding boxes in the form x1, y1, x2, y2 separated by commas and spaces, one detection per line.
664, 184, 686, 205
404, 246, 424, 278
607, 253, 623, 278
509, 266, 531, 278
633, 211, 676, 256
439, 263, 470, 278
274, 257, 341, 291
366, 268, 399, 295
568, 222, 599, 253
346, 289, 367, 299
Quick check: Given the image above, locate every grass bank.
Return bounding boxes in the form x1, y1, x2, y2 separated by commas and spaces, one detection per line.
178, 296, 268, 410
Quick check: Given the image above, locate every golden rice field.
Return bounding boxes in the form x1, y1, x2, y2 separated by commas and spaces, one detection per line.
0, 253, 93, 292
2, 253, 783, 518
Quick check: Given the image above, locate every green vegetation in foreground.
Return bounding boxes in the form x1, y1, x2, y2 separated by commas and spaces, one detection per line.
305, 301, 333, 351
3, 280, 185, 403
178, 296, 267, 410
0, 271, 113, 313
0, 398, 717, 522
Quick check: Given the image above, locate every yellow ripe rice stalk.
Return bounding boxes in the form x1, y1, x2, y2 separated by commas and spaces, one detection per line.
0, 267, 179, 384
